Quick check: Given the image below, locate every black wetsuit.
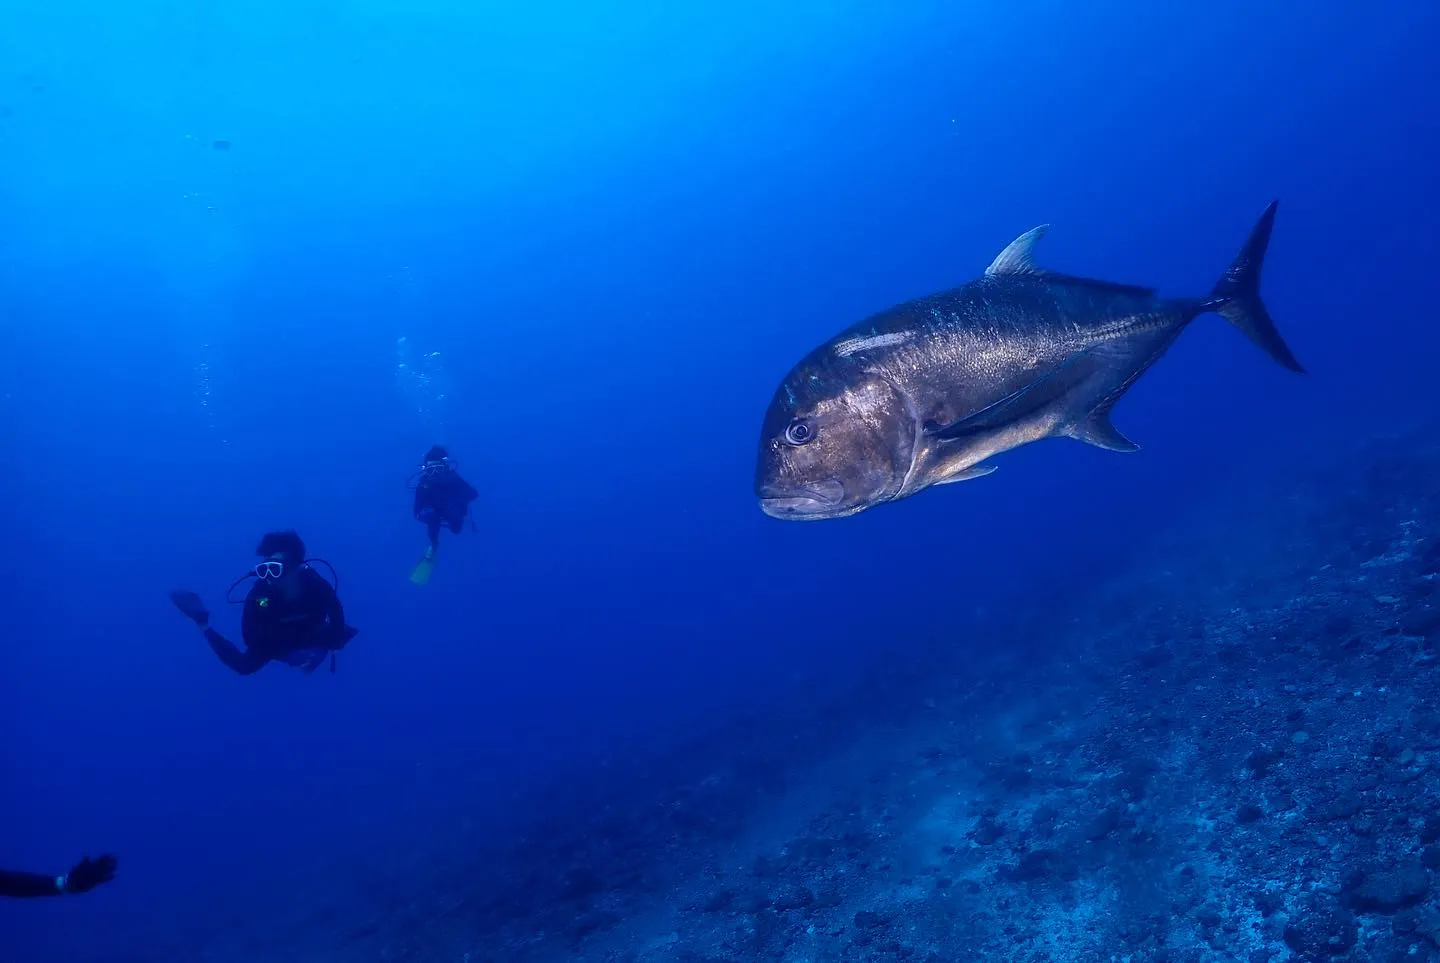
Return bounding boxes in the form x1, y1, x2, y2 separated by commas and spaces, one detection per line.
413, 470, 478, 548
204, 568, 357, 675
2, 854, 115, 897
0, 869, 63, 898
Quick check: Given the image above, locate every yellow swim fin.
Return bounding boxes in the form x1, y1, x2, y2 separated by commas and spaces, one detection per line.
409, 547, 436, 585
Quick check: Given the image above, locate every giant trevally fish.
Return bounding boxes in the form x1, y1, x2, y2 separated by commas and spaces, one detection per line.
755, 201, 1302, 521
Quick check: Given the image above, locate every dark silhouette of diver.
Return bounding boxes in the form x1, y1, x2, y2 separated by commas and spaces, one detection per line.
1, 854, 115, 898
408, 445, 477, 585
170, 531, 358, 675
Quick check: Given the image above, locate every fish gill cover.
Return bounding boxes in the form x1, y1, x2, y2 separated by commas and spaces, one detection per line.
0, 1, 1437, 961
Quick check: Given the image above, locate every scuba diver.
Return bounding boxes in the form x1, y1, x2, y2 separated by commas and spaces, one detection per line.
408, 445, 478, 585
170, 530, 358, 675
2, 854, 116, 898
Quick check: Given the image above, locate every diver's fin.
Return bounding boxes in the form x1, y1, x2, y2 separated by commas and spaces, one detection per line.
1203, 200, 1304, 373
169, 589, 210, 626
1068, 401, 1140, 452
925, 353, 1102, 442
985, 225, 1156, 297
409, 557, 435, 586
933, 462, 998, 486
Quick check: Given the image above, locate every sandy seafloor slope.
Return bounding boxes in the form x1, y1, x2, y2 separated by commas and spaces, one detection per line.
127, 420, 1440, 963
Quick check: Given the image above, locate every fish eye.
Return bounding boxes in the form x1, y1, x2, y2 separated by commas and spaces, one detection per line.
783, 418, 815, 446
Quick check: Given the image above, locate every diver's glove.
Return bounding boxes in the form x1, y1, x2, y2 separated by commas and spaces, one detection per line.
61, 855, 117, 894
169, 590, 210, 628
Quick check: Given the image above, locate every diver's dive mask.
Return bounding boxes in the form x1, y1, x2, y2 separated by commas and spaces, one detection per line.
226, 556, 338, 605
254, 559, 286, 581
420, 458, 452, 476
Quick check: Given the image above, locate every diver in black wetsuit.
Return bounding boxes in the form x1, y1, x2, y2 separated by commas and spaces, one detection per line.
170, 531, 358, 675
1, 855, 116, 898
410, 446, 478, 575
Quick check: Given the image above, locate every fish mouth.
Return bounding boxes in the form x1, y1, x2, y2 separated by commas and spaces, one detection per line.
757, 481, 847, 520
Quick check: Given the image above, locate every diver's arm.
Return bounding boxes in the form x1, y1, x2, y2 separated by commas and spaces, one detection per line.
203, 627, 268, 675
301, 571, 351, 649
454, 474, 479, 502
325, 590, 350, 649
0, 855, 115, 898
0, 869, 64, 898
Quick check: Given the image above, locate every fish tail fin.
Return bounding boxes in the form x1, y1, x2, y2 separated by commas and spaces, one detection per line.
1202, 200, 1304, 373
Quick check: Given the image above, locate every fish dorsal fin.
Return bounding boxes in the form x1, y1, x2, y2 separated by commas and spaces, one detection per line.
985, 225, 1050, 276
985, 226, 1159, 298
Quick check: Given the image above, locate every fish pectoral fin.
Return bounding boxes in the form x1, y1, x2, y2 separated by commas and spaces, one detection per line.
933, 462, 998, 486
925, 354, 1102, 442
1069, 407, 1140, 452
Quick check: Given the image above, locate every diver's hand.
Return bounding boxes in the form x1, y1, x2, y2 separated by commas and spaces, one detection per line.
62, 855, 116, 894
169, 590, 210, 628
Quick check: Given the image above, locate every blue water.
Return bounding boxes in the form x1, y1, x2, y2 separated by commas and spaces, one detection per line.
3, 1, 1439, 960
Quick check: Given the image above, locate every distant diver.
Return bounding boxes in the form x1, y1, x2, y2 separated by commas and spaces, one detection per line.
170, 530, 358, 675
407, 445, 478, 586
1, 854, 116, 898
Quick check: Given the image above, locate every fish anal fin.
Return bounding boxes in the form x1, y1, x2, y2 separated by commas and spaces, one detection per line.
1070, 407, 1139, 452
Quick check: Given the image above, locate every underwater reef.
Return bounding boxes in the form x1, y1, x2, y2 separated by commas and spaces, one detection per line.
162, 420, 1440, 963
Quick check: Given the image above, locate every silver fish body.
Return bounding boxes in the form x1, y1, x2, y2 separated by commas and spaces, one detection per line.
756, 202, 1302, 521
